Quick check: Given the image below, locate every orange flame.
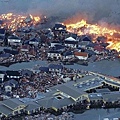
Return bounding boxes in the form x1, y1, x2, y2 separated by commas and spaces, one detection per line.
64, 19, 120, 51
34, 16, 41, 22
0, 13, 41, 31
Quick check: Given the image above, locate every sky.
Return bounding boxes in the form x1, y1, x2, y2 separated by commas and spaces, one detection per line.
0, 0, 120, 24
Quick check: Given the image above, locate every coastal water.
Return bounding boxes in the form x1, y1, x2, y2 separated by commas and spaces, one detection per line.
0, 59, 120, 77
71, 108, 120, 120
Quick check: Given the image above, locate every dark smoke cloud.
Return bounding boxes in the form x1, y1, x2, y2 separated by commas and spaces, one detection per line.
0, 0, 120, 24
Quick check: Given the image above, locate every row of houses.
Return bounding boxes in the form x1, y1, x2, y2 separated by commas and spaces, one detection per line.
50, 36, 107, 54
48, 50, 88, 61
0, 25, 109, 55
0, 28, 40, 46
0, 22, 117, 67
0, 63, 64, 82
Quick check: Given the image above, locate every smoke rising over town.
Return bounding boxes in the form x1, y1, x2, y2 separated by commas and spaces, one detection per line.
0, 0, 120, 24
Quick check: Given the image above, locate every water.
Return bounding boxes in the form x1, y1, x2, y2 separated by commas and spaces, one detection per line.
0, 60, 48, 71
66, 59, 120, 77
71, 108, 120, 120
1, 59, 120, 77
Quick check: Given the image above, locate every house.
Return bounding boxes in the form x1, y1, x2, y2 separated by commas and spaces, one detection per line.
65, 37, 77, 41
47, 50, 61, 59
50, 41, 62, 47
74, 52, 88, 60
20, 69, 33, 77
81, 36, 92, 42
51, 81, 87, 102
0, 103, 13, 117
4, 48, 19, 55
78, 41, 90, 48
48, 64, 63, 72
0, 98, 26, 117
8, 35, 21, 46
36, 95, 74, 112
4, 82, 12, 93
53, 22, 66, 31
25, 101, 40, 115
4, 79, 18, 89
29, 38, 40, 46
5, 70, 21, 80
62, 51, 74, 60
53, 45, 65, 52
64, 40, 78, 48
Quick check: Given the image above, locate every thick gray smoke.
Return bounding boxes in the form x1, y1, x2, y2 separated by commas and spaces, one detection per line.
0, 0, 120, 24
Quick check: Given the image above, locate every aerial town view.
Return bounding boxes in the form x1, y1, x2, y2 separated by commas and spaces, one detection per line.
0, 0, 120, 120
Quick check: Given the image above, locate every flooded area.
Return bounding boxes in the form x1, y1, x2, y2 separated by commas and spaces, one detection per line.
1, 59, 120, 77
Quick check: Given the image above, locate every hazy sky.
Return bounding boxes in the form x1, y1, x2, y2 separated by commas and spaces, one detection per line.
0, 0, 120, 24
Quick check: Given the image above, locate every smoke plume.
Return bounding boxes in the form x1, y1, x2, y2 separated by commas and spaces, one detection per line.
0, 0, 120, 24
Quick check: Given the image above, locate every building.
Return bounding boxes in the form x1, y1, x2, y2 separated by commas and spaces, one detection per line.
25, 101, 40, 115
53, 23, 66, 31
78, 41, 90, 48
5, 71, 21, 80
48, 64, 63, 72
47, 50, 61, 59
29, 38, 40, 46
62, 51, 74, 60
0, 73, 120, 118
74, 52, 88, 60
8, 35, 21, 46
0, 98, 26, 117
64, 37, 78, 48
50, 41, 62, 47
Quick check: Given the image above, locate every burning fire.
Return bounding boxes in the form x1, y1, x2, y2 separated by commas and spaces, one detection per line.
64, 19, 120, 51
0, 13, 41, 31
